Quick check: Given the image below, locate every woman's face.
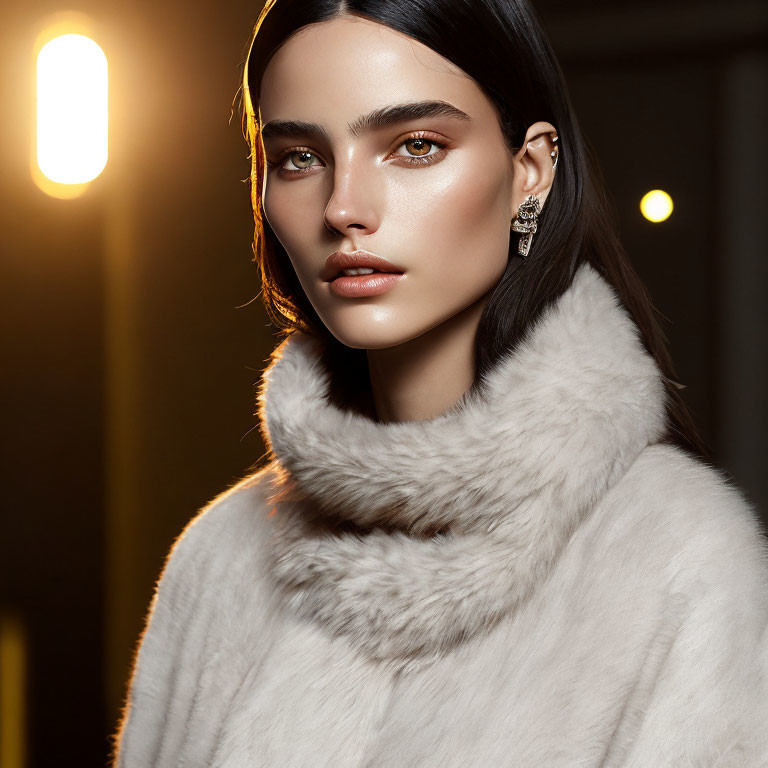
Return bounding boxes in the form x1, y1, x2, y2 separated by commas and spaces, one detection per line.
258, 14, 545, 350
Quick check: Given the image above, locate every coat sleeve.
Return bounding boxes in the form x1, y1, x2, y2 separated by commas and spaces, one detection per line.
107, 510, 212, 768
617, 521, 768, 767
107, 470, 270, 768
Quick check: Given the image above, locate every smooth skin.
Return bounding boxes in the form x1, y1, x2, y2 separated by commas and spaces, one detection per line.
259, 14, 557, 422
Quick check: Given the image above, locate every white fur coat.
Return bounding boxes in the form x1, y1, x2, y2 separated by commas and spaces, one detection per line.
112, 262, 768, 767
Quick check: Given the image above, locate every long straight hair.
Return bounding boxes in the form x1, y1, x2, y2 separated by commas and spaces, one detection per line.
240, 0, 712, 463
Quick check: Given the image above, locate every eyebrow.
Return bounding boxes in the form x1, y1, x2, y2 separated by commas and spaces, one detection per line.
260, 100, 472, 143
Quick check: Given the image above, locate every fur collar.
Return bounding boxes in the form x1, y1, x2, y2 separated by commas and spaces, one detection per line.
255, 262, 668, 667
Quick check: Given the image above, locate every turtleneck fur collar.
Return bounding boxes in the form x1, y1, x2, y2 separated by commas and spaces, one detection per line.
256, 262, 668, 667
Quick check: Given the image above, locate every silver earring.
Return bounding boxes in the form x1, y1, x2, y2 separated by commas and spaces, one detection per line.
549, 147, 560, 171
511, 194, 541, 258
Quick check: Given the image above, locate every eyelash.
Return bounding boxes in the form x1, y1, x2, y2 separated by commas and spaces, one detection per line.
266, 131, 449, 176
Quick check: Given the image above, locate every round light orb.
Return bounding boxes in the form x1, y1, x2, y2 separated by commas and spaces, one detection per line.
640, 189, 673, 223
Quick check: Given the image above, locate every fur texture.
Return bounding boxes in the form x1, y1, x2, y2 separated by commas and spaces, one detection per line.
257, 263, 667, 664
113, 262, 768, 767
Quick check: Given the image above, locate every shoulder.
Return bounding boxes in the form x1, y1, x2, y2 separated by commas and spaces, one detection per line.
156, 462, 280, 592
170, 461, 279, 555
625, 442, 768, 559
602, 447, 768, 761
611, 441, 768, 621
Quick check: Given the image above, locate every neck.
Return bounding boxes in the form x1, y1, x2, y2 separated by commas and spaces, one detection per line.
366, 288, 493, 423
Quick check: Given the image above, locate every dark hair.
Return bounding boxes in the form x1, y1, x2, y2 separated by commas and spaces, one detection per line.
240, 0, 712, 462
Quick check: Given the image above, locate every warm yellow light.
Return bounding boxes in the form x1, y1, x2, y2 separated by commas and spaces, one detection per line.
0, 613, 27, 768
36, 33, 108, 185
640, 189, 673, 223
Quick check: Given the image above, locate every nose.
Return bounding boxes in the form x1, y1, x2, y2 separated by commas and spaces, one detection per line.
323, 155, 381, 237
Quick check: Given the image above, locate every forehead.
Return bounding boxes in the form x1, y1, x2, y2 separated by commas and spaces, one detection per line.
258, 14, 490, 128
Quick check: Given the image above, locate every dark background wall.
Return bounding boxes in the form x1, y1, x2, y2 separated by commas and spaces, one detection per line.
0, 0, 765, 765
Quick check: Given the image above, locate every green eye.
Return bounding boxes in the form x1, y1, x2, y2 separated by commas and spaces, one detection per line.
285, 150, 317, 170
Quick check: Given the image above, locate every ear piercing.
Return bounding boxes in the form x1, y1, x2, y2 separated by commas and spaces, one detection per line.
549, 135, 559, 170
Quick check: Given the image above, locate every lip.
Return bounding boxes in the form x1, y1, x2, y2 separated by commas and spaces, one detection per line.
329, 272, 405, 298
321, 249, 406, 282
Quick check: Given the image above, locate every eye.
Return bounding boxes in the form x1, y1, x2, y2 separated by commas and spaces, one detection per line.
265, 131, 450, 177
267, 148, 320, 174
390, 132, 448, 166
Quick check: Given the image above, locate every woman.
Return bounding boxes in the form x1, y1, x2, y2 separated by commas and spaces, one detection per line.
112, 0, 768, 765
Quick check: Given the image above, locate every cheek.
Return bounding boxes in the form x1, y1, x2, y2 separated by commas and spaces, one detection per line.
262, 181, 323, 280
392, 151, 511, 296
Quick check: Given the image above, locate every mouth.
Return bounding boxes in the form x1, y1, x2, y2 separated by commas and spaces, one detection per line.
327, 271, 406, 298
330, 267, 399, 280
322, 249, 406, 282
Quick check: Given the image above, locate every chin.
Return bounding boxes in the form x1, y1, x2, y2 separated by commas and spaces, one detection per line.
323, 319, 428, 351
321, 298, 478, 351
328, 329, 409, 351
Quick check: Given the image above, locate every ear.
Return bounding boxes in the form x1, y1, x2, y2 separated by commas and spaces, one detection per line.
509, 121, 559, 220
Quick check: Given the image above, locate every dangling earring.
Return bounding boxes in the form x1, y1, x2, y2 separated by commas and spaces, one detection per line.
511, 194, 541, 258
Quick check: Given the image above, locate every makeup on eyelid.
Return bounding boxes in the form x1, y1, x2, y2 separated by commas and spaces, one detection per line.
265, 133, 449, 175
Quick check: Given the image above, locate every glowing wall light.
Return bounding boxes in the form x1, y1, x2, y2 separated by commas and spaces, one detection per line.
640, 189, 674, 223
36, 33, 108, 186
0, 613, 27, 768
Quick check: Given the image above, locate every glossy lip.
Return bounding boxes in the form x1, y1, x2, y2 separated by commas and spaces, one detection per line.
321, 249, 406, 282
329, 272, 405, 298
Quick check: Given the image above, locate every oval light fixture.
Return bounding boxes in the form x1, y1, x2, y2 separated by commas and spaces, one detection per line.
640, 189, 674, 223
36, 33, 108, 189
